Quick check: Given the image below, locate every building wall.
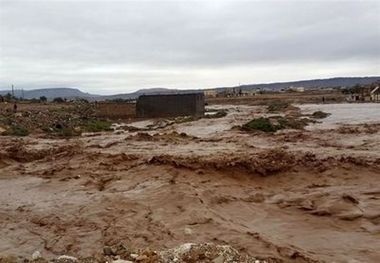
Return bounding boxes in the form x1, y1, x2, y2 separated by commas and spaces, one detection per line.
204, 89, 217, 98
136, 93, 205, 118
95, 102, 136, 119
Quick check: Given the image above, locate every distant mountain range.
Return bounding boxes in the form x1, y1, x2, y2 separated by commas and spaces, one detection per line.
0, 87, 99, 100
224, 76, 380, 91
1, 76, 379, 101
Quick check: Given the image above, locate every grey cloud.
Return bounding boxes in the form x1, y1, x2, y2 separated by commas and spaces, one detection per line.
0, 0, 379, 93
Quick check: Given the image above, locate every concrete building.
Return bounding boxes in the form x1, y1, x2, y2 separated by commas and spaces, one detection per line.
95, 101, 136, 119
203, 89, 218, 98
136, 93, 205, 118
371, 86, 379, 101
241, 90, 257, 96
288, 86, 305, 92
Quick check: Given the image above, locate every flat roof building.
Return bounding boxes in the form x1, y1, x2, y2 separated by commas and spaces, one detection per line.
136, 93, 205, 118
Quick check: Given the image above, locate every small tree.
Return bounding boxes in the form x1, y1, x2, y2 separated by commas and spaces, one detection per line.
4, 93, 12, 102
39, 96, 47, 102
53, 97, 65, 103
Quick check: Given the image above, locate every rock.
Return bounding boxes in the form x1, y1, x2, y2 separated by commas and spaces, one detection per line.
56, 255, 78, 263
114, 244, 131, 257
244, 193, 265, 203
112, 260, 133, 263
299, 199, 315, 210
0, 255, 17, 263
212, 255, 224, 263
32, 251, 42, 260
135, 255, 148, 261
130, 254, 139, 259
267, 194, 286, 204
184, 227, 193, 235
103, 246, 115, 256
337, 210, 363, 221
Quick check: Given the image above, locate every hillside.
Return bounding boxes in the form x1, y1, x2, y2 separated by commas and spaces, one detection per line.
1, 76, 379, 100
218, 76, 380, 91
0, 88, 99, 100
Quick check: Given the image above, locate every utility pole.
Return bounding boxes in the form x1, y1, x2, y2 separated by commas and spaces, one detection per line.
11, 84, 14, 97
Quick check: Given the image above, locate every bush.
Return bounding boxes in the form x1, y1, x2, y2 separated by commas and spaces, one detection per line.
3, 125, 29, 136
82, 119, 112, 132
204, 110, 228, 119
312, 111, 330, 119
242, 116, 312, 133
242, 117, 278, 132
275, 116, 311, 130
267, 101, 290, 112
53, 97, 65, 103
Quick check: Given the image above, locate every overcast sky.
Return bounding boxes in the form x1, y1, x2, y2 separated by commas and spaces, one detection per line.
0, 0, 379, 94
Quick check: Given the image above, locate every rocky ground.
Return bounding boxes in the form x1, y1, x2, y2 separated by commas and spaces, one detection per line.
0, 103, 380, 263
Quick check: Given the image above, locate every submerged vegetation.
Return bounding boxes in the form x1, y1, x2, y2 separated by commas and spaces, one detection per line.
242, 117, 278, 132
242, 116, 313, 133
267, 101, 291, 112
312, 111, 330, 119
204, 109, 228, 119
1, 125, 29, 136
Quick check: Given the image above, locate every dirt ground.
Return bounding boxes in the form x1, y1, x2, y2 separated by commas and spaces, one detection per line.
0, 102, 379, 263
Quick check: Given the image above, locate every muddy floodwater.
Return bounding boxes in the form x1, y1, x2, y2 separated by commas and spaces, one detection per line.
1, 103, 380, 263
299, 103, 380, 129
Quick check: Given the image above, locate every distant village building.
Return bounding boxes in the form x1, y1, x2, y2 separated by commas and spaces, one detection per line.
136, 93, 205, 118
241, 90, 256, 96
203, 89, 218, 98
346, 94, 362, 102
218, 87, 243, 97
345, 85, 380, 102
371, 86, 379, 101
288, 86, 305, 92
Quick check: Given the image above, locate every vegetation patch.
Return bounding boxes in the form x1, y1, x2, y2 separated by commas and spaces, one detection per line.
204, 110, 228, 119
2, 125, 29, 136
312, 111, 330, 119
242, 116, 313, 133
81, 119, 112, 132
267, 101, 290, 112
41, 119, 112, 137
275, 116, 312, 130
242, 117, 278, 132
174, 116, 199, 124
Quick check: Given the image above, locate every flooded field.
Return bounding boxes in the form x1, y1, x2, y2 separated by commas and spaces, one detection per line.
0, 102, 380, 263
299, 103, 380, 129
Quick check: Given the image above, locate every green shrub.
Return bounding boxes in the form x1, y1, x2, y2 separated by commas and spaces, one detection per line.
242, 117, 278, 132
82, 119, 112, 132
3, 125, 29, 136
267, 101, 290, 112
276, 116, 310, 130
312, 111, 330, 119
204, 110, 227, 119
242, 116, 312, 133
